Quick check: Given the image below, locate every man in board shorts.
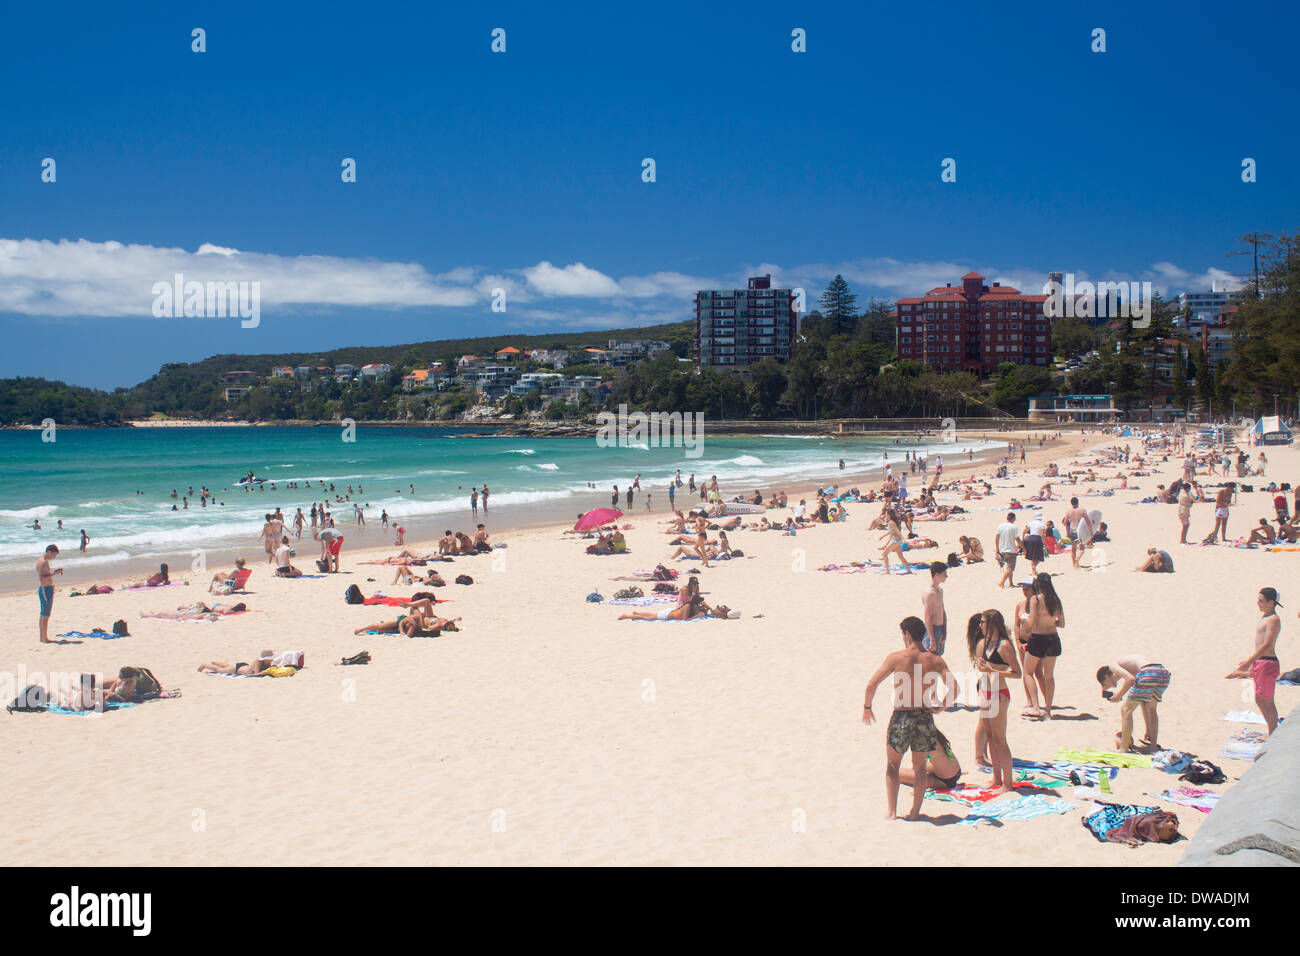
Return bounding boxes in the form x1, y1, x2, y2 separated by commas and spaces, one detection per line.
1097, 655, 1171, 752
36, 544, 62, 643
1226, 587, 1283, 733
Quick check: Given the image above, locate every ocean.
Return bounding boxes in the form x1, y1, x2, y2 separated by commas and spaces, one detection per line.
0, 426, 999, 590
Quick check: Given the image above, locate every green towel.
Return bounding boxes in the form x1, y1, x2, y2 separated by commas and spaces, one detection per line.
1053, 747, 1152, 769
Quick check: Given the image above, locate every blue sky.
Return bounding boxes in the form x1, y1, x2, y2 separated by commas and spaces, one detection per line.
1, 0, 1296, 389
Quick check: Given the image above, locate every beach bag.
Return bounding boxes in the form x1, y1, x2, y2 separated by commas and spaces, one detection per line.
6, 685, 48, 713
585, 592, 604, 603
264, 665, 297, 678
455, 574, 474, 585
652, 583, 678, 594
652, 564, 678, 581
946, 552, 962, 568
613, 587, 644, 600
729, 549, 744, 558
344, 584, 365, 605
316, 558, 330, 573
112, 619, 129, 636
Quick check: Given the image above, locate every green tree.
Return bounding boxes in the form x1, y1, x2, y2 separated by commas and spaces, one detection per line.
818, 275, 858, 338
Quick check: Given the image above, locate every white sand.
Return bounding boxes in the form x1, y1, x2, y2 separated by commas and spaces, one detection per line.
2, 430, 1295, 865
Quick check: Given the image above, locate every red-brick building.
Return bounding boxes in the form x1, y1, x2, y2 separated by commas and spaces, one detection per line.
896, 271, 1052, 377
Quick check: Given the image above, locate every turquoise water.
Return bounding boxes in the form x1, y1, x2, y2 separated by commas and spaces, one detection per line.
0, 426, 996, 578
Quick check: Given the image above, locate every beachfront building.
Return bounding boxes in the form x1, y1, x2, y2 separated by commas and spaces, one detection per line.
527, 348, 568, 368
467, 365, 520, 400
1178, 282, 1232, 331
896, 271, 1051, 377
1201, 308, 1236, 368
1027, 393, 1118, 423
695, 274, 798, 369
511, 372, 565, 395
608, 339, 672, 367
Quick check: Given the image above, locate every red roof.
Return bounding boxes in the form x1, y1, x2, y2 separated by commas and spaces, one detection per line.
961, 271, 985, 279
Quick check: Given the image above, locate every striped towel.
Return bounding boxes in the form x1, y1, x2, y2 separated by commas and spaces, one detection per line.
56, 631, 127, 640
957, 794, 1078, 826
1218, 741, 1262, 762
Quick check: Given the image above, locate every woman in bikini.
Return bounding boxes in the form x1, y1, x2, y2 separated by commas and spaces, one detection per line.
1024, 573, 1065, 719
1013, 580, 1046, 718
973, 609, 1021, 794
898, 729, 962, 792
879, 514, 913, 574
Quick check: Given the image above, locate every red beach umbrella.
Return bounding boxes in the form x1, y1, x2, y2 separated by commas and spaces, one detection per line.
574, 508, 623, 532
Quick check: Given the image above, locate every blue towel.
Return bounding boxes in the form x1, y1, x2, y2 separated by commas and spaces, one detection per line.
957, 794, 1078, 826
47, 701, 136, 716
56, 630, 127, 640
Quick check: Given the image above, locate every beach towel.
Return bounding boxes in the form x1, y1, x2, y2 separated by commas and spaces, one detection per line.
1145, 786, 1220, 814
1151, 750, 1193, 774
1218, 741, 1262, 762
1221, 710, 1268, 725
1082, 802, 1160, 842
605, 595, 677, 607
1054, 747, 1152, 769
1004, 758, 1119, 786
1229, 729, 1268, 743
628, 614, 716, 623
56, 630, 128, 640
956, 794, 1078, 827
47, 701, 136, 716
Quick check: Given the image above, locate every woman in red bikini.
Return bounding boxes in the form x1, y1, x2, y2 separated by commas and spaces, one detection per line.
972, 609, 1021, 795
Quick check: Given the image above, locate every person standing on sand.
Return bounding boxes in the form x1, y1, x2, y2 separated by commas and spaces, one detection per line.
1063, 497, 1092, 568
36, 544, 63, 644
995, 513, 1019, 588
921, 562, 947, 654
1023, 573, 1064, 720
861, 616, 957, 821
1225, 587, 1283, 734
879, 513, 913, 574
1205, 482, 1235, 544
470, 488, 478, 519
1177, 484, 1193, 544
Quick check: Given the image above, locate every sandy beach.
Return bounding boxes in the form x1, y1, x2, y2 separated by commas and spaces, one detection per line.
2, 428, 1294, 866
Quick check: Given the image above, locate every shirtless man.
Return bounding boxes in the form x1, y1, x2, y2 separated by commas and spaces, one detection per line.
36, 544, 62, 643
921, 562, 948, 655
1062, 497, 1093, 569
1205, 482, 1236, 544
1097, 655, 1171, 752
1225, 588, 1283, 733
861, 616, 957, 821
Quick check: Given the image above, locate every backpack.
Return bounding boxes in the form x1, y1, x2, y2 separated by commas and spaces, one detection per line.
344, 584, 365, 605
729, 549, 744, 558
652, 583, 678, 594
6, 685, 48, 713
585, 592, 604, 603
112, 619, 129, 636
946, 552, 962, 568
316, 558, 330, 573
455, 574, 473, 585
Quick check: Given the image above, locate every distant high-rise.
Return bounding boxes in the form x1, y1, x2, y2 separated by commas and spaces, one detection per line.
695, 275, 797, 368
895, 271, 1052, 376
1178, 281, 1232, 330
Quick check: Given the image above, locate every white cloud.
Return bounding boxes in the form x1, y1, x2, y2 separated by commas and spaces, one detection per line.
522, 261, 623, 297
0, 238, 479, 317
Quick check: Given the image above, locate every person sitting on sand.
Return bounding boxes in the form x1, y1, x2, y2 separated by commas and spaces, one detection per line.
1246, 518, 1277, 546
437, 531, 458, 555
861, 616, 957, 821
586, 533, 613, 555
1134, 547, 1174, 573
275, 536, 303, 577
454, 532, 476, 555
209, 558, 247, 593
1098, 656, 1171, 752
959, 535, 984, 563
667, 528, 711, 567
664, 512, 687, 534
473, 524, 492, 553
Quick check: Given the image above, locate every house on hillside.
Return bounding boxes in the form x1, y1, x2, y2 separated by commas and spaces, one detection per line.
271, 365, 294, 378
527, 348, 567, 368
494, 346, 521, 362
224, 386, 251, 402
360, 363, 393, 379
334, 364, 359, 382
